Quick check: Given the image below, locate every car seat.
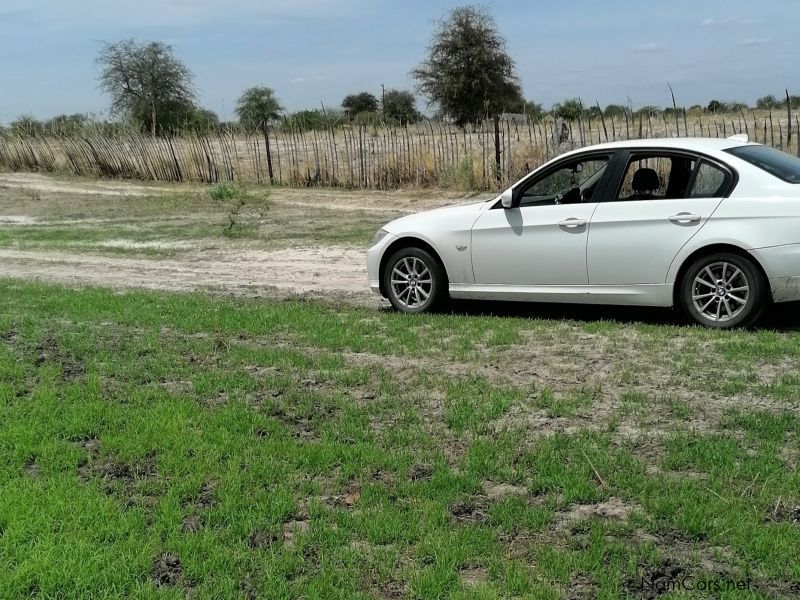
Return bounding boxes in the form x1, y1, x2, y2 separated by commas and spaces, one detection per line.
629, 168, 660, 200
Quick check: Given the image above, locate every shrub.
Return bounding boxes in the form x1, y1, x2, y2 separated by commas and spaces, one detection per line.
439, 157, 478, 190
208, 183, 270, 235
209, 181, 245, 201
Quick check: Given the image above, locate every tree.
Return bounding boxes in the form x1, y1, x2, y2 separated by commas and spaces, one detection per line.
553, 98, 583, 121
506, 99, 543, 119
342, 92, 379, 116
522, 101, 544, 119
412, 5, 523, 126
756, 95, 779, 110
96, 39, 195, 135
382, 90, 421, 124
182, 107, 219, 133
603, 104, 627, 118
282, 109, 343, 131
235, 86, 283, 131
584, 105, 602, 119
635, 106, 662, 118
706, 100, 727, 113
9, 115, 43, 135
45, 113, 90, 134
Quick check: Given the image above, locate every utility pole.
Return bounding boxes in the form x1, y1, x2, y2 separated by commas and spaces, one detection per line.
381, 84, 386, 114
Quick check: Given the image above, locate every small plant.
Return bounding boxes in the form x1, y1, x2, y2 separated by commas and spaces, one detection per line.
208, 182, 270, 235
439, 157, 478, 190
208, 181, 245, 202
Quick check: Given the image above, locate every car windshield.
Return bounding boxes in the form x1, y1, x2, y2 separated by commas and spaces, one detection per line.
725, 145, 800, 183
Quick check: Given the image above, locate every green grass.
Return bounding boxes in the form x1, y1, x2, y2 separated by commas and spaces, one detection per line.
1, 280, 799, 598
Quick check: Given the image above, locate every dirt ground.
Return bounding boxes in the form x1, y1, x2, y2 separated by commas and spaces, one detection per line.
0, 173, 488, 301
0, 246, 369, 298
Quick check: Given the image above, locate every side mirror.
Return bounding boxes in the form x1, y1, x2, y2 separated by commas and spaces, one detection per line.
500, 188, 514, 209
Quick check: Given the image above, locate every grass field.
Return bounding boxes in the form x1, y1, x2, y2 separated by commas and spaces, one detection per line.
0, 177, 397, 256
1, 174, 799, 598
0, 174, 481, 299
2, 279, 800, 599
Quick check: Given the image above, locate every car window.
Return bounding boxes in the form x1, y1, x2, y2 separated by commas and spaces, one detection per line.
518, 157, 609, 207
614, 154, 696, 201
725, 144, 800, 183
689, 161, 728, 198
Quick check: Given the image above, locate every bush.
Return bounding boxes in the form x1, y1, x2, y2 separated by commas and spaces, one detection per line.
439, 157, 478, 191
208, 183, 270, 235
351, 111, 387, 127
281, 110, 343, 131
209, 181, 246, 201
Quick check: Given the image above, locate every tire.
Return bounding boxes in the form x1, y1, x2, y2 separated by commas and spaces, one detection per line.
679, 252, 768, 329
382, 247, 447, 314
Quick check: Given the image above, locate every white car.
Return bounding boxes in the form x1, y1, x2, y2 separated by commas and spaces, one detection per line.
367, 136, 800, 328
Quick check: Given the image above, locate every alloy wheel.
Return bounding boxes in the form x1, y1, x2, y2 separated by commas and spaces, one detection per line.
691, 261, 751, 323
390, 256, 433, 309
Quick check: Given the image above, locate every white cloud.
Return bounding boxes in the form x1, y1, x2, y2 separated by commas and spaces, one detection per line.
737, 37, 771, 47
702, 16, 762, 27
291, 75, 331, 84
633, 42, 665, 53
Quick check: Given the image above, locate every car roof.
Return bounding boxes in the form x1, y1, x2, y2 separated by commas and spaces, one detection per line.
564, 137, 758, 156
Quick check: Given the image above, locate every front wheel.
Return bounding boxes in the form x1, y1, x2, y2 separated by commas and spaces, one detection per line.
383, 247, 446, 314
679, 252, 768, 329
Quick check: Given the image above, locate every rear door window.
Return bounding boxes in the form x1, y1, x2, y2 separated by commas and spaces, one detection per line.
613, 154, 696, 201
689, 161, 730, 198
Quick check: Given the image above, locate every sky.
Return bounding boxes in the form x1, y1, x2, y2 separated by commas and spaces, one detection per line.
1, 0, 798, 123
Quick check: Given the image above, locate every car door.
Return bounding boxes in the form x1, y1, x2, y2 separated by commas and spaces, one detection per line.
587, 151, 735, 285
471, 152, 616, 286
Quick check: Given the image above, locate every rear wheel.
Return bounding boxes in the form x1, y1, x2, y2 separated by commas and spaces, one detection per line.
383, 247, 446, 314
679, 252, 767, 328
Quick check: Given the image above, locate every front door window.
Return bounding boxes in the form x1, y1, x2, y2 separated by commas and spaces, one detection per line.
518, 157, 610, 207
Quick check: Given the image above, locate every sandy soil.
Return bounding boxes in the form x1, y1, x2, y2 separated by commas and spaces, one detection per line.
0, 172, 492, 301
0, 172, 487, 213
0, 246, 370, 299
0, 172, 177, 197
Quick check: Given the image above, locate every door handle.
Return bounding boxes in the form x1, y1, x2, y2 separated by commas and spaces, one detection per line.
558, 218, 587, 228
668, 213, 701, 224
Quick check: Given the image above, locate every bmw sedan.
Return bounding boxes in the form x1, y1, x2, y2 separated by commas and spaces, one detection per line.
367, 136, 800, 328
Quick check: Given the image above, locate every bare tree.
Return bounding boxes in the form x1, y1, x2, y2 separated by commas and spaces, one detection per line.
96, 39, 195, 135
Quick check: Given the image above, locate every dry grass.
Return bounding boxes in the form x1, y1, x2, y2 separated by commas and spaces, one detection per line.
1, 110, 798, 190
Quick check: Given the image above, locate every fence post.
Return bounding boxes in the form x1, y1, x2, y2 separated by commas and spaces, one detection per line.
261, 123, 274, 185
493, 115, 501, 185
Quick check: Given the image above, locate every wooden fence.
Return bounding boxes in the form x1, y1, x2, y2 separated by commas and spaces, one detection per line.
1, 110, 798, 190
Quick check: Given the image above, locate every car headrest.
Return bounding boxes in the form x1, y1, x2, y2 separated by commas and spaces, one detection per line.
632, 168, 660, 192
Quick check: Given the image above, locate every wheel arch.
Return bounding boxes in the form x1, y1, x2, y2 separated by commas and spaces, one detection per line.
379, 237, 450, 298
671, 243, 771, 306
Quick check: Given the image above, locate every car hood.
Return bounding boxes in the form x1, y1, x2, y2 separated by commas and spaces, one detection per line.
382, 200, 491, 235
